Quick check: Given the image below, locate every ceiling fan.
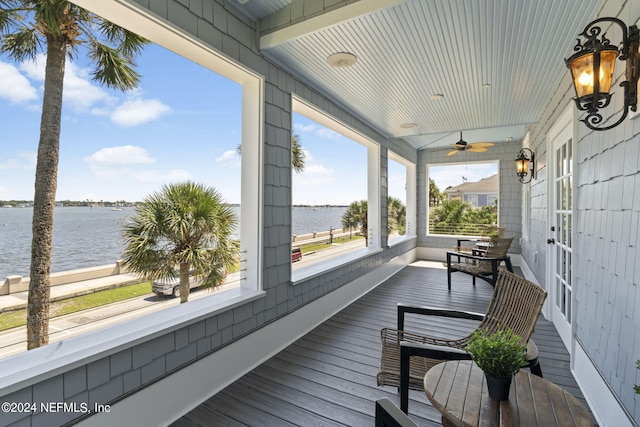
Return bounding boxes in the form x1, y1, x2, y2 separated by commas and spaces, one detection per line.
446, 132, 496, 156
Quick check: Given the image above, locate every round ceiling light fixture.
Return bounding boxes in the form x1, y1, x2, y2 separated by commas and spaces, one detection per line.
327, 52, 358, 67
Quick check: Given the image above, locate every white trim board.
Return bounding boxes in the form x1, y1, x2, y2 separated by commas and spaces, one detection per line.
80, 249, 417, 427
573, 341, 632, 427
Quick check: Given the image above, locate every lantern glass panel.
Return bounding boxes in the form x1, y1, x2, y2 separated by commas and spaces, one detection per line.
570, 50, 618, 98
516, 158, 530, 175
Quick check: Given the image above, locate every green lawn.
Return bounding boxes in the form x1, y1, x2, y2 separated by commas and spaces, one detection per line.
297, 234, 365, 254
0, 239, 362, 332
0, 282, 151, 331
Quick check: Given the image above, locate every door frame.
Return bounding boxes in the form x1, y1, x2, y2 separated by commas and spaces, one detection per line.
546, 104, 577, 352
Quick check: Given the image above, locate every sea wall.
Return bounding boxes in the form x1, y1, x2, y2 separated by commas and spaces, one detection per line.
291, 227, 353, 243
1, 261, 130, 296
1, 229, 350, 295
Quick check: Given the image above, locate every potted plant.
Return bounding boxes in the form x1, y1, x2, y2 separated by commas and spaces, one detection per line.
466, 328, 527, 400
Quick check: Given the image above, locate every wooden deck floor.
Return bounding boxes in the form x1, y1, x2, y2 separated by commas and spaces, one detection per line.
172, 261, 589, 427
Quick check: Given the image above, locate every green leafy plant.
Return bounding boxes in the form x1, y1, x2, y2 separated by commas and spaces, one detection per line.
635, 360, 640, 394
466, 328, 527, 379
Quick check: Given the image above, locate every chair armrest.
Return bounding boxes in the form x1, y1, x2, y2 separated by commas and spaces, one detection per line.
375, 398, 418, 427
397, 303, 484, 330
400, 341, 470, 358
446, 250, 510, 263
398, 342, 473, 412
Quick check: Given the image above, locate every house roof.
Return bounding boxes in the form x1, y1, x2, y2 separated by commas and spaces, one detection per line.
446, 174, 498, 194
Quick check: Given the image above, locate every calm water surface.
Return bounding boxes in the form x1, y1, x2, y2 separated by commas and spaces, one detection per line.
0, 206, 346, 278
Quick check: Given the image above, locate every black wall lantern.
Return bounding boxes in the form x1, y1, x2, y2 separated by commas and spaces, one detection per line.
565, 17, 639, 131
515, 148, 535, 184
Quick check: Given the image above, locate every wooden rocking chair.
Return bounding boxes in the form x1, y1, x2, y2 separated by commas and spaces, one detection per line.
376, 270, 547, 413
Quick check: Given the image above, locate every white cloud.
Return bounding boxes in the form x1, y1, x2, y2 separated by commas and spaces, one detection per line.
294, 123, 320, 133
134, 169, 192, 183
294, 153, 335, 186
85, 145, 156, 167
111, 98, 171, 126
0, 61, 38, 104
83, 146, 190, 189
18, 56, 45, 81
63, 62, 114, 110
215, 149, 240, 165
19, 54, 114, 111
0, 151, 37, 170
294, 122, 340, 140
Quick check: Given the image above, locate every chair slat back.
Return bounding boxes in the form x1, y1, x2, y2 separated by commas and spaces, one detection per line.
478, 270, 547, 344
478, 236, 514, 271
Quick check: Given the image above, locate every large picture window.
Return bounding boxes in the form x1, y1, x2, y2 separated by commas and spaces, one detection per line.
388, 152, 416, 245
0, 6, 263, 358
427, 161, 500, 237
291, 97, 380, 281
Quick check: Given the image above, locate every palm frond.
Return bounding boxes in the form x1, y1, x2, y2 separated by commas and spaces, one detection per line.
89, 41, 141, 90
0, 26, 39, 60
0, 1, 26, 34
96, 19, 147, 57
292, 132, 305, 173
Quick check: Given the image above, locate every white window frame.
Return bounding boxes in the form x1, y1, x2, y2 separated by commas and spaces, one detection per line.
388, 151, 417, 246
291, 96, 382, 283
426, 160, 500, 238
1, 0, 265, 393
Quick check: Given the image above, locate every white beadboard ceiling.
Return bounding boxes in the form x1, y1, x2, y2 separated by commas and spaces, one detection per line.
236, 0, 603, 149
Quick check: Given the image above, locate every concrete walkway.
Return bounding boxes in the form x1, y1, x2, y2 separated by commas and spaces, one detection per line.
0, 273, 141, 313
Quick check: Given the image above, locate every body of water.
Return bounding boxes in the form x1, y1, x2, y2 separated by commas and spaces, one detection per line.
0, 206, 346, 278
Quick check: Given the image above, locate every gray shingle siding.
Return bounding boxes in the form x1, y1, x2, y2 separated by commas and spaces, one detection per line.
0, 2, 418, 425
520, 1, 640, 421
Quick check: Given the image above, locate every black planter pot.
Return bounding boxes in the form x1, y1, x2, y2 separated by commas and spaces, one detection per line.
485, 375, 512, 400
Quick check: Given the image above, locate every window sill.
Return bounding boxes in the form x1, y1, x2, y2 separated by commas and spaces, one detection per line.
0, 287, 265, 395
388, 234, 417, 247
291, 247, 383, 285
426, 233, 485, 240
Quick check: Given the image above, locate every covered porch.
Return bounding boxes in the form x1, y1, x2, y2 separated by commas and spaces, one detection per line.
173, 261, 586, 426
1, 0, 638, 426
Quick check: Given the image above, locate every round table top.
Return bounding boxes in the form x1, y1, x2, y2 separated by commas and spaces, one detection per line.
423, 360, 594, 427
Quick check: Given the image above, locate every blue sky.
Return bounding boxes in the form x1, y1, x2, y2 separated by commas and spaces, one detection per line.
429, 163, 498, 191
0, 38, 487, 205
0, 43, 245, 203
0, 41, 407, 206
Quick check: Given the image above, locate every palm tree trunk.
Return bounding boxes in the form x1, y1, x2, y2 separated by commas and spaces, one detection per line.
179, 262, 190, 304
27, 38, 66, 350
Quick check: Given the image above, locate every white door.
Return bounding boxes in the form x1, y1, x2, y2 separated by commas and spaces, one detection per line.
548, 111, 574, 351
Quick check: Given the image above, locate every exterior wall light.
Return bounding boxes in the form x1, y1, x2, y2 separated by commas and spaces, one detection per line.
565, 17, 639, 131
515, 148, 535, 184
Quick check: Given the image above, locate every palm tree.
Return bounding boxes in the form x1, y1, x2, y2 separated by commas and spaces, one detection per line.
429, 178, 445, 206
236, 132, 305, 172
341, 200, 368, 246
122, 182, 238, 304
290, 132, 305, 173
0, 1, 147, 349
387, 196, 406, 235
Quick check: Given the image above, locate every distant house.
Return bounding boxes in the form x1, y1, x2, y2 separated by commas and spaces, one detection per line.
445, 174, 498, 207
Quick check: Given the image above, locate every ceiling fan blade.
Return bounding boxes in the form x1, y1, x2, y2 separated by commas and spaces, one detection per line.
469, 142, 496, 148
446, 150, 459, 156
467, 147, 489, 153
